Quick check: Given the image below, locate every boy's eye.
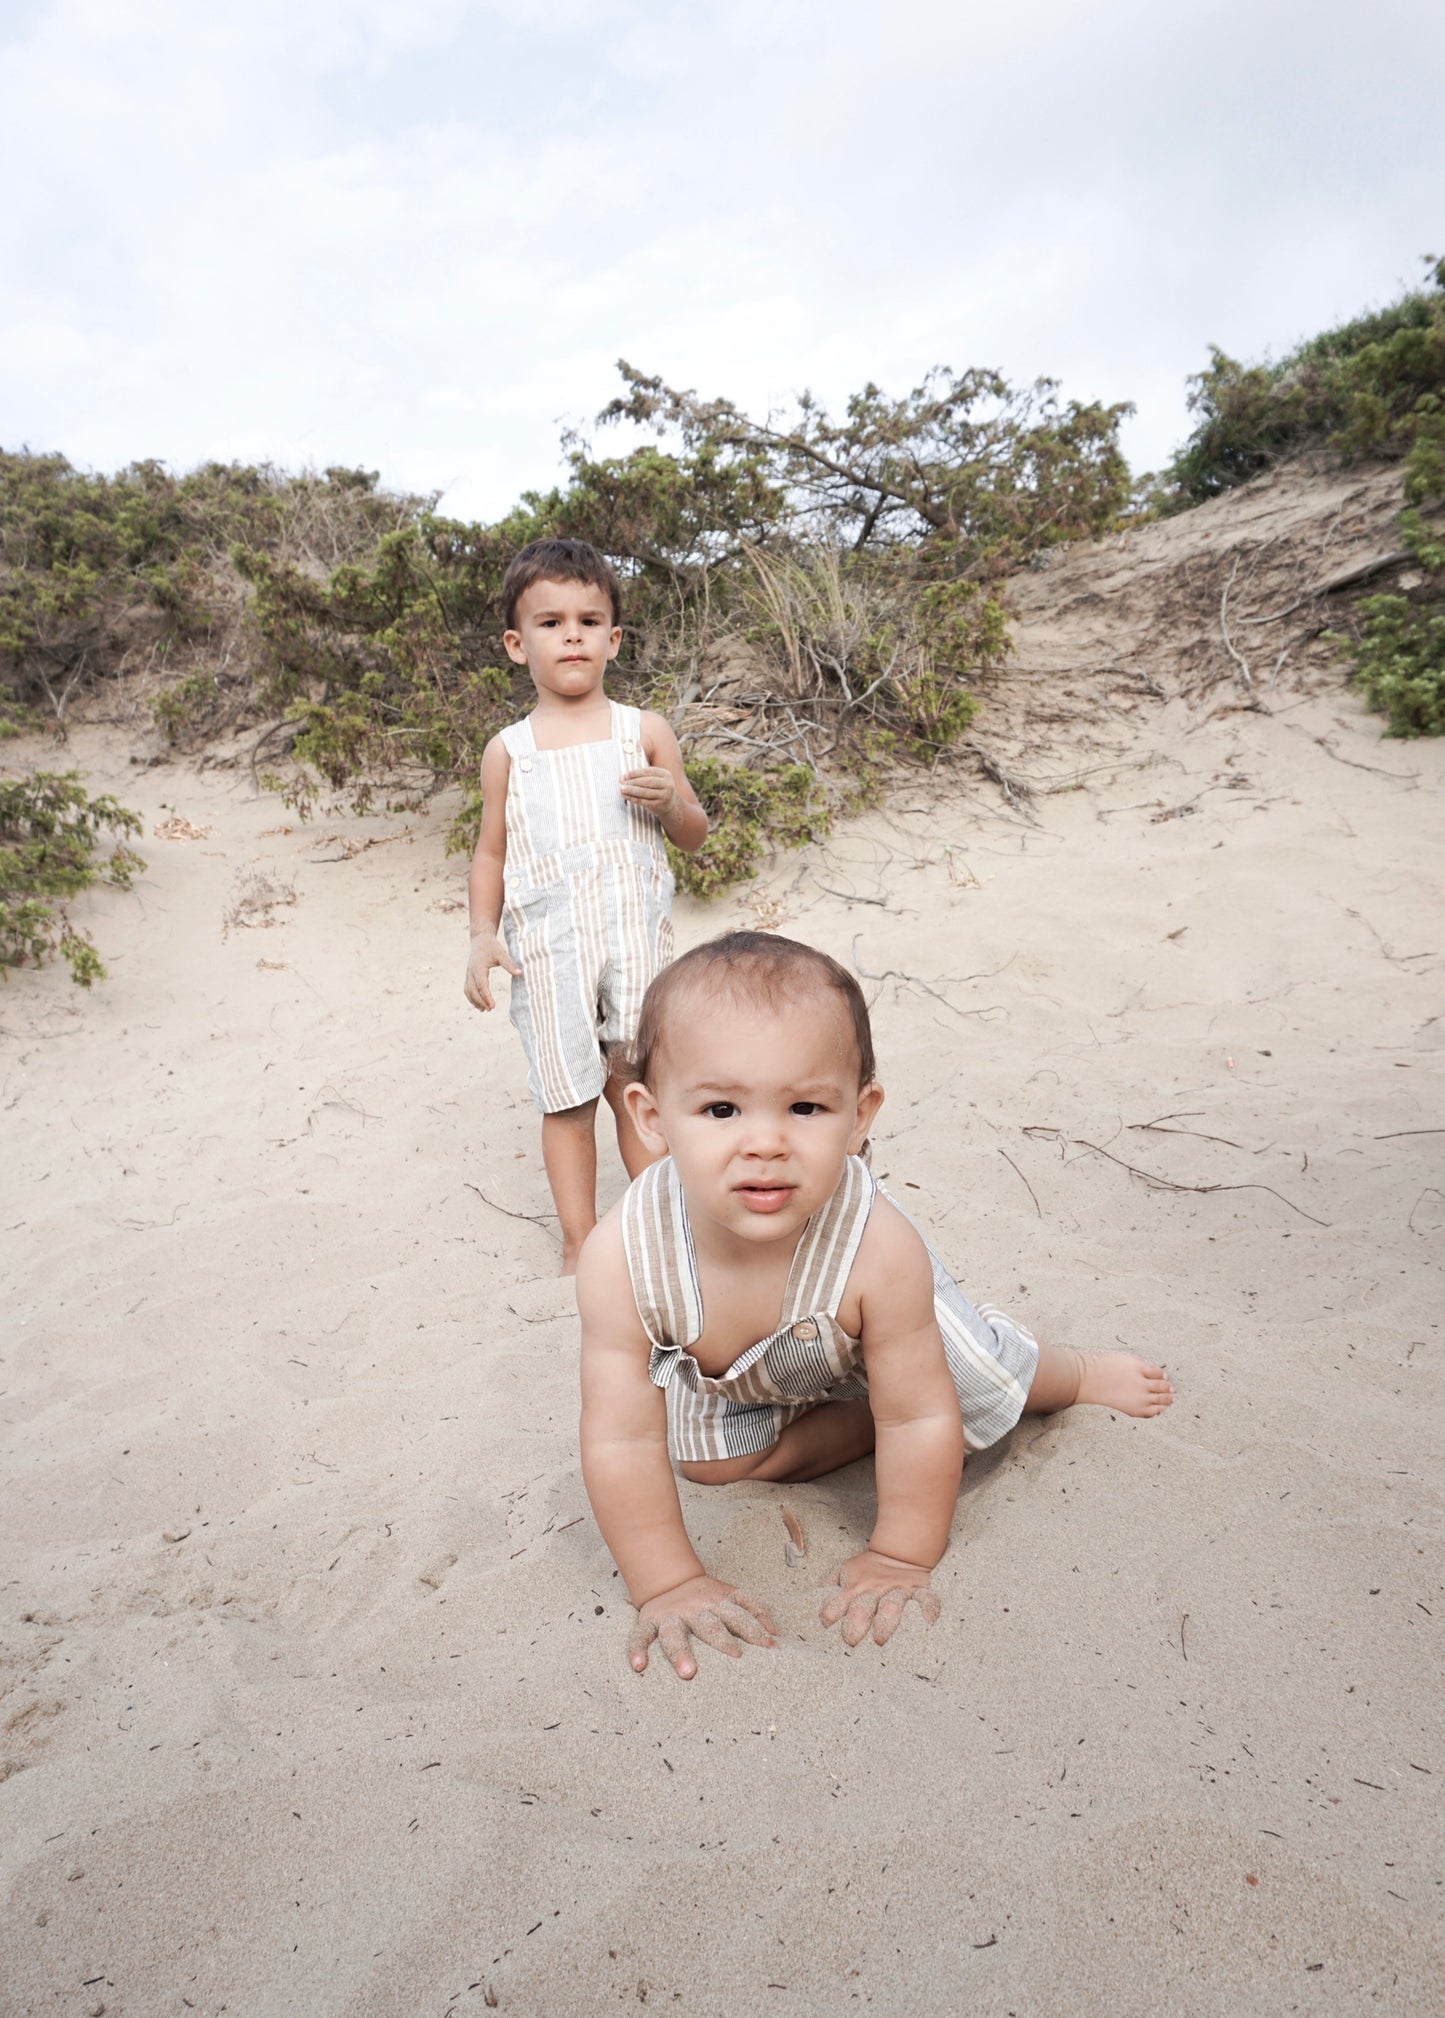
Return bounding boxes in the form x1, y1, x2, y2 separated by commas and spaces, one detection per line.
703, 1102, 737, 1120
790, 1101, 824, 1116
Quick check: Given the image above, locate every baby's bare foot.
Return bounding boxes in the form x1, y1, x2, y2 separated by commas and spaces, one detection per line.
1074, 1351, 1174, 1417
560, 1244, 582, 1278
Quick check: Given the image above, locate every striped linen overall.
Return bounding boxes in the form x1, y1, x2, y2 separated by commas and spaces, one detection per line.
622, 1154, 1040, 1465
500, 701, 675, 1113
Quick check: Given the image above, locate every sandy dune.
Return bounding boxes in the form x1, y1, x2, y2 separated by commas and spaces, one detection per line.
3, 637, 1444, 2013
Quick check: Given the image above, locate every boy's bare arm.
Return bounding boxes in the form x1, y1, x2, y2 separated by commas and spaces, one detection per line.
578, 1218, 776, 1678
824, 1201, 964, 1646
622, 713, 708, 853
464, 737, 521, 1010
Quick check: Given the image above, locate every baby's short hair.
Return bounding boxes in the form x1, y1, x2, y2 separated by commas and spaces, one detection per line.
502, 537, 622, 631
630, 931, 877, 1088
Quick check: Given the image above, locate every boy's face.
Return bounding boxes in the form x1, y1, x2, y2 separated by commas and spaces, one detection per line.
504, 577, 620, 702
624, 987, 884, 1250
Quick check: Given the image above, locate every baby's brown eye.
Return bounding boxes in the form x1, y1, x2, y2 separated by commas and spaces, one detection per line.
704, 1102, 736, 1120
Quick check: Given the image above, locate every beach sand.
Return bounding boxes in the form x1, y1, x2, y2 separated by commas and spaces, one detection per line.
3, 672, 1443, 2014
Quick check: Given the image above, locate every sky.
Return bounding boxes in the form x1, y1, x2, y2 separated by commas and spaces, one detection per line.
1, 0, 1441, 521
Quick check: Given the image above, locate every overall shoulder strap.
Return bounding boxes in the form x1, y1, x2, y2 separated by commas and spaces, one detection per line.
620, 1158, 703, 1350
610, 700, 644, 748
781, 1157, 876, 1322
499, 716, 536, 757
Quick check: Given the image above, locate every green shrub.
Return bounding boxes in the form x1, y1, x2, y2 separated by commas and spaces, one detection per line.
0, 770, 144, 984
668, 760, 830, 899
1155, 257, 1445, 509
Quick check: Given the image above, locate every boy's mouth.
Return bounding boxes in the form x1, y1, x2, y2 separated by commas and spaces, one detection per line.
735, 1183, 796, 1215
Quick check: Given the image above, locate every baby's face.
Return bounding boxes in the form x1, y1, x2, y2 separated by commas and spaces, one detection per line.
627, 989, 883, 1249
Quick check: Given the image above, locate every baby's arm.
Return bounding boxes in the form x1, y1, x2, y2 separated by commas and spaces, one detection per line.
464, 736, 521, 1011
824, 1200, 964, 1647
620, 712, 709, 853
577, 1215, 776, 1680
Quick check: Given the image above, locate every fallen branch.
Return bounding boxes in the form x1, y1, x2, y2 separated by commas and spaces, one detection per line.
1219, 556, 1254, 692
1023, 1127, 1328, 1226
464, 1181, 556, 1228
1239, 549, 1412, 626
998, 1148, 1042, 1218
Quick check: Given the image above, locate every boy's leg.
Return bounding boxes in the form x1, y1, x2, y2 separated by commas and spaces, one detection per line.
602, 1060, 658, 1180
678, 1401, 876, 1485
541, 1098, 600, 1275
1024, 1341, 1174, 1418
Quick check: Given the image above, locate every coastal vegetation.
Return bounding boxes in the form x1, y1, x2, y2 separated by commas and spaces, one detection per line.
2, 259, 1441, 973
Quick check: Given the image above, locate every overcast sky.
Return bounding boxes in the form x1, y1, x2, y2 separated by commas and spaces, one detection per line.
2, 0, 1441, 520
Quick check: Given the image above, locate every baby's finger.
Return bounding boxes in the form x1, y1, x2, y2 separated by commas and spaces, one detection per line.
911, 1587, 942, 1627
626, 1619, 658, 1674
688, 1609, 744, 1658
725, 1590, 779, 1639
841, 1591, 880, 1648
871, 1587, 912, 1646
818, 1584, 853, 1628
657, 1614, 697, 1681
714, 1598, 775, 1648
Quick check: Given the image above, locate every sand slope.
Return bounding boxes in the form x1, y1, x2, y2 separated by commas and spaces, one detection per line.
3, 584, 1444, 2012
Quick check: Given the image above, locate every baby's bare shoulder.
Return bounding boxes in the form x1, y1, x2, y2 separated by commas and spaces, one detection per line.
855, 1189, 934, 1287
576, 1204, 640, 1332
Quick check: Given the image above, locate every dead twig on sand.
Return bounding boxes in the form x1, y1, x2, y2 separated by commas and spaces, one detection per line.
852, 937, 1009, 1021
1219, 556, 1255, 692
1238, 549, 1413, 627
781, 1506, 808, 1567
464, 1181, 556, 1228
1130, 1111, 1248, 1151
1023, 1127, 1328, 1226
998, 1148, 1042, 1218
1314, 737, 1420, 785
1345, 907, 1437, 969
965, 742, 1040, 822
1408, 1189, 1444, 1236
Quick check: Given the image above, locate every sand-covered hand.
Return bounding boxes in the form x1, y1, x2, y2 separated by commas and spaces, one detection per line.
626, 1575, 777, 1681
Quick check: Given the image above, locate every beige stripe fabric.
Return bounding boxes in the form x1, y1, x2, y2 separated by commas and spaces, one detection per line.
498, 703, 674, 1113
621, 1155, 1040, 1462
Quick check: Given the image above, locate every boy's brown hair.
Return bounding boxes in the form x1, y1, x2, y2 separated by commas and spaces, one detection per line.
628, 931, 877, 1088
502, 538, 622, 631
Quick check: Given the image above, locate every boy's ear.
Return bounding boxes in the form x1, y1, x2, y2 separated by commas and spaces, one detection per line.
503, 627, 528, 665
606, 624, 622, 660
623, 1078, 668, 1155
849, 1081, 884, 1155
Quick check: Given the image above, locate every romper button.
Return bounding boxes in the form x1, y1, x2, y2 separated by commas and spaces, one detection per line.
520, 757, 533, 773
793, 1319, 817, 1341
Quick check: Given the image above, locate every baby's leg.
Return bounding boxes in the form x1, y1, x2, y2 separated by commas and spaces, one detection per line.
678, 1400, 876, 1486
1025, 1341, 1174, 1419
540, 1097, 600, 1274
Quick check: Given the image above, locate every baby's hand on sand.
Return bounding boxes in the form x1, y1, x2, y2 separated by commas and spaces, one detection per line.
627, 1575, 777, 1681
464, 930, 521, 1011
820, 1550, 941, 1648
619, 767, 678, 817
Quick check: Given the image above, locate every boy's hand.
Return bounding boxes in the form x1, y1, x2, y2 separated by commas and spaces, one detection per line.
820, 1549, 941, 1647
626, 1574, 777, 1681
619, 766, 678, 817
464, 930, 521, 1012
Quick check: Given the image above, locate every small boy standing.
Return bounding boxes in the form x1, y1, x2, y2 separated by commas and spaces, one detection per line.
465, 539, 708, 1271
578, 932, 1175, 1680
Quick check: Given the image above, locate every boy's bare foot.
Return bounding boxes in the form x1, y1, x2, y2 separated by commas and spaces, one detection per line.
1073, 1350, 1174, 1417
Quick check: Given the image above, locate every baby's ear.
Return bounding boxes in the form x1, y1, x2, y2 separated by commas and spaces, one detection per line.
623, 1077, 668, 1154
849, 1080, 885, 1154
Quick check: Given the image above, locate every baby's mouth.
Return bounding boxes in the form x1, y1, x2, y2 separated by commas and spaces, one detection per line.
736, 1182, 796, 1215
